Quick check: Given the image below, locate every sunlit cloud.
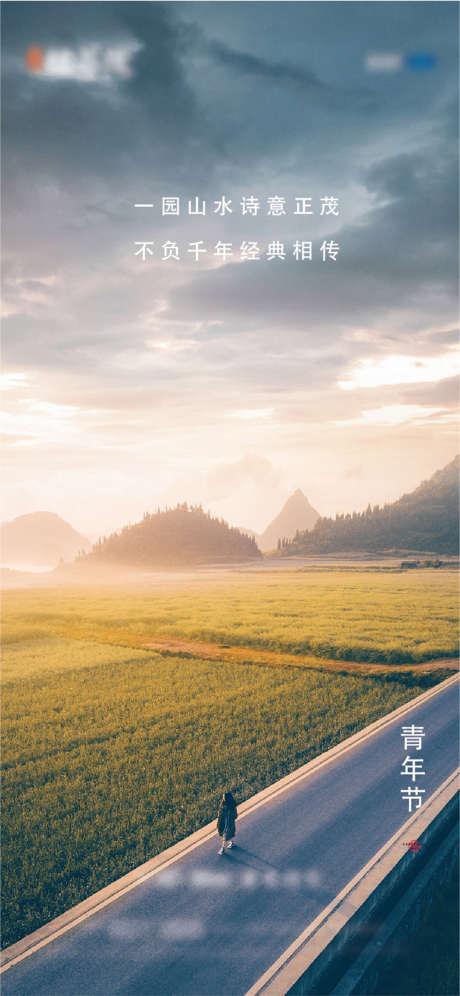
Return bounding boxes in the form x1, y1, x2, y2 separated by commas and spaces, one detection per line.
22, 400, 81, 417
3, 399, 88, 446
145, 338, 199, 352
335, 404, 446, 427
338, 348, 460, 390
1, 372, 30, 391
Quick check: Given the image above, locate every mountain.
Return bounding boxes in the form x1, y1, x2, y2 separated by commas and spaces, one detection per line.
259, 489, 320, 552
80, 503, 262, 567
1, 511, 90, 568
282, 457, 459, 556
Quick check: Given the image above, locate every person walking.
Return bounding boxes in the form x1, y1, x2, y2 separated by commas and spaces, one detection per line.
217, 791, 238, 855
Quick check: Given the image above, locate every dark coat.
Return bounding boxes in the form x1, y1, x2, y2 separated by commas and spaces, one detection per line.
217, 799, 237, 839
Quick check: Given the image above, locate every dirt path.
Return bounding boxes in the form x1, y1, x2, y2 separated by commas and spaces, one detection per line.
142, 636, 458, 675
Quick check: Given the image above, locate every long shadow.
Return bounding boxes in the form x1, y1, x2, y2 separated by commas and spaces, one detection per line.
220, 846, 338, 906
219, 847, 335, 909
224, 844, 280, 870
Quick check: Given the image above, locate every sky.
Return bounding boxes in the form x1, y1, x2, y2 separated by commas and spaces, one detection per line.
2, 1, 459, 538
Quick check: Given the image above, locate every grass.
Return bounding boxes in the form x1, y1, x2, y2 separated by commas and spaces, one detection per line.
3, 569, 458, 665
1, 569, 457, 948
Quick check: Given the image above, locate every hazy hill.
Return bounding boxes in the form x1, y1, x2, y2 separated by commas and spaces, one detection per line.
1, 511, 90, 568
259, 489, 320, 551
237, 525, 259, 540
282, 457, 459, 556
80, 503, 261, 567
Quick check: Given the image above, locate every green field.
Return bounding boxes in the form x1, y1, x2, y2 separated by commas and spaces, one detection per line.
2, 569, 458, 948
4, 568, 458, 664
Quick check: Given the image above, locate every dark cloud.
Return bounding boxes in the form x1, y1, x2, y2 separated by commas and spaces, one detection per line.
365, 154, 426, 200
1, 2, 215, 200
206, 39, 327, 90
4, 0, 456, 202
165, 123, 458, 353
425, 328, 459, 347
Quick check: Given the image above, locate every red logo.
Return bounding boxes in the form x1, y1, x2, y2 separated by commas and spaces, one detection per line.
25, 46, 45, 72
406, 840, 421, 853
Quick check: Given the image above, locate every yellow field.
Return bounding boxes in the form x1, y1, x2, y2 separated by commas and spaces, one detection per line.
3, 568, 458, 666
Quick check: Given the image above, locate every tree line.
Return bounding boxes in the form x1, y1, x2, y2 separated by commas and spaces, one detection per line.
79, 503, 262, 566
281, 458, 459, 556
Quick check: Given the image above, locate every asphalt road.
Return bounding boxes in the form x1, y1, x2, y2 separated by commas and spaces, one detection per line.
3, 679, 458, 996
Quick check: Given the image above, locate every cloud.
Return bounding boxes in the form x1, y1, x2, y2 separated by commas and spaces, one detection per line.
0, 371, 30, 391
398, 376, 460, 407
3, 397, 85, 446
335, 405, 447, 427
425, 327, 459, 347
206, 39, 327, 91
338, 348, 460, 390
2, 2, 210, 202
166, 131, 458, 346
206, 454, 281, 500
145, 338, 199, 353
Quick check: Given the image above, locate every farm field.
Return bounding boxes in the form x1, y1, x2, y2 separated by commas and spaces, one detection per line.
3, 568, 458, 665
2, 568, 457, 948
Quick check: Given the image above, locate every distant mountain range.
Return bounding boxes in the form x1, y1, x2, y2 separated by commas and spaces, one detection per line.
80, 503, 261, 566
258, 489, 320, 551
4, 459, 458, 572
281, 457, 459, 556
1, 511, 90, 568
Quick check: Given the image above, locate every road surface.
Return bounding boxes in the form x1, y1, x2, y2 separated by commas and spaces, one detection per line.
2, 678, 458, 996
